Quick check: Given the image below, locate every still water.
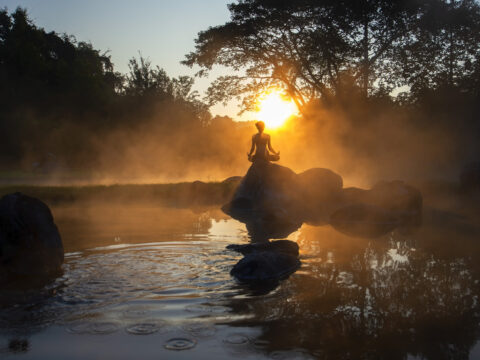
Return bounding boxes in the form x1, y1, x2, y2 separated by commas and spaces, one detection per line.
1, 204, 480, 359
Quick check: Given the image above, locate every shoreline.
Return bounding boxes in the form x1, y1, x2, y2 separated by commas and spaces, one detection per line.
0, 181, 240, 207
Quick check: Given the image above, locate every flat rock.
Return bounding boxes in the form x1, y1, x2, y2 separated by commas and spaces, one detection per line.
230, 251, 300, 282
226, 239, 299, 256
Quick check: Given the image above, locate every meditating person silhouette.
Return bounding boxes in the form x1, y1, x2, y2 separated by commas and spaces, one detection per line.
247, 121, 280, 162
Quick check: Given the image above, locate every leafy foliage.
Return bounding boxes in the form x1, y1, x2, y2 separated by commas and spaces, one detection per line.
184, 0, 480, 112
0, 8, 210, 169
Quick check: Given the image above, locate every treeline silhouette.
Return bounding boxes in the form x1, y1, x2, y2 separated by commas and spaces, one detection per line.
0, 8, 231, 178
184, 0, 480, 181
1, 4, 480, 182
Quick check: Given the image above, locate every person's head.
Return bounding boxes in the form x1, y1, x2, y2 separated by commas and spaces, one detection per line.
255, 121, 265, 133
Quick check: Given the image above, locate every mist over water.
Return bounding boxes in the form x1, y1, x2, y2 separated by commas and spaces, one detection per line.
1, 200, 480, 359
109, 111, 469, 188
16, 101, 473, 188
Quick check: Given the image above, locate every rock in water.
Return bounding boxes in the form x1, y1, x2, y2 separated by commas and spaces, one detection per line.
343, 181, 422, 224
222, 161, 303, 240
222, 162, 344, 239
227, 239, 299, 256
297, 168, 344, 224
368, 181, 422, 226
230, 251, 300, 282
331, 181, 422, 237
227, 161, 298, 214
223, 161, 422, 240
329, 204, 400, 238
228, 240, 300, 282
297, 168, 343, 196
0, 193, 64, 281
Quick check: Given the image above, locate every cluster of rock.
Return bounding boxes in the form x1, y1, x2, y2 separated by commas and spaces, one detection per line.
223, 160, 422, 282
223, 161, 422, 240
0, 192, 63, 285
0, 161, 424, 285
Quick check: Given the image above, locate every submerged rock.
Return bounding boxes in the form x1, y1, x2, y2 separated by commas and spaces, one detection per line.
228, 240, 300, 282
330, 180, 423, 237
0, 192, 63, 282
227, 239, 299, 256
329, 203, 401, 238
331, 180, 423, 237
230, 251, 300, 282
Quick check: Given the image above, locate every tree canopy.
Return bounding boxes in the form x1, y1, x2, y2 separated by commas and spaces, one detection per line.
0, 7, 210, 169
184, 0, 480, 113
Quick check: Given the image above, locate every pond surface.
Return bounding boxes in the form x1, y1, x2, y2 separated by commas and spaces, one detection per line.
1, 203, 480, 359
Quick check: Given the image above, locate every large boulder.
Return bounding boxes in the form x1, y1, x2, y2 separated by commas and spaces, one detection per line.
222, 162, 344, 238
297, 168, 343, 195
222, 161, 303, 240
367, 181, 422, 226
331, 181, 422, 237
297, 168, 344, 224
330, 204, 401, 238
227, 161, 298, 213
0, 193, 64, 282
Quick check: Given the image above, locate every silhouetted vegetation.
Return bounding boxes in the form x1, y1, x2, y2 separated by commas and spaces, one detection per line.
183, 0, 480, 180
185, 0, 480, 109
0, 7, 214, 176
1, 3, 480, 183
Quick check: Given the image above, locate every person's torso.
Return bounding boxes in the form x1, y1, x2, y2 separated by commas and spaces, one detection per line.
254, 133, 269, 156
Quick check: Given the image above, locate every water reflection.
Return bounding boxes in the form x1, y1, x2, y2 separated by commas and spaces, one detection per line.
225, 223, 480, 359
0, 204, 479, 359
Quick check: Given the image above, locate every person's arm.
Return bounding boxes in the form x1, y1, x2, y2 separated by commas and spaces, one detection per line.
267, 135, 279, 155
248, 135, 256, 156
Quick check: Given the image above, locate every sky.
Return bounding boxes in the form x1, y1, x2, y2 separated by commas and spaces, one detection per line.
2, 0, 249, 119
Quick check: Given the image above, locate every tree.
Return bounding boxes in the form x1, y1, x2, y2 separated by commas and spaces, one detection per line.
0, 7, 122, 116
395, 0, 480, 98
123, 55, 210, 123
0, 8, 213, 168
183, 0, 480, 113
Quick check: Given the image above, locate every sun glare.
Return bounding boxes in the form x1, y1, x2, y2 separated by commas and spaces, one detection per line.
256, 90, 297, 129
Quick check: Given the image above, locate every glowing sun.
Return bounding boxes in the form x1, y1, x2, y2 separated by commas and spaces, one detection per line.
255, 90, 297, 129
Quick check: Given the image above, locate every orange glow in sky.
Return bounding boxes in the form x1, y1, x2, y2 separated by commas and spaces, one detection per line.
255, 90, 297, 129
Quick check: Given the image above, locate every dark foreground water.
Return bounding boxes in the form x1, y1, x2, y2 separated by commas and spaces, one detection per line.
1, 203, 480, 359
